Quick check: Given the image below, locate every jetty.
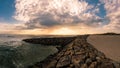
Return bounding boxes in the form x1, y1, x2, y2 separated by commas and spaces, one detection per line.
23, 35, 120, 68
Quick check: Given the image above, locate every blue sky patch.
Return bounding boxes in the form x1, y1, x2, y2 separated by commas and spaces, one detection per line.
0, 0, 15, 22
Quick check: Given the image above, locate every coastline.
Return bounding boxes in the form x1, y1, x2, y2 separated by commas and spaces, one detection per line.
23, 35, 120, 68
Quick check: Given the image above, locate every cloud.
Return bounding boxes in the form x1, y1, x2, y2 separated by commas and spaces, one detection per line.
10, 0, 120, 35
0, 22, 17, 34
100, 0, 120, 13
100, 0, 120, 30
14, 0, 104, 29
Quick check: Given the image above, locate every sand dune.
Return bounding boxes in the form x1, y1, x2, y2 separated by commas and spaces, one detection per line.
87, 35, 120, 62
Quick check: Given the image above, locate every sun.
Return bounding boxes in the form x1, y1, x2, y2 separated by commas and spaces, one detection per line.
50, 27, 76, 35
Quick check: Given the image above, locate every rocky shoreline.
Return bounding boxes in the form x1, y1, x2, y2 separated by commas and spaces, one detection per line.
23, 35, 120, 68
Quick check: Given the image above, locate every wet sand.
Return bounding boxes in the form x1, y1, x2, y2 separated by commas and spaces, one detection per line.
87, 35, 120, 62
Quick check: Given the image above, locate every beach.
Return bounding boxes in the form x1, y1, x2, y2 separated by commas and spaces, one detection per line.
87, 35, 120, 62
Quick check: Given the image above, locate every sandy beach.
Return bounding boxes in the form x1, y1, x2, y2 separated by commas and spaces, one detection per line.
87, 35, 120, 62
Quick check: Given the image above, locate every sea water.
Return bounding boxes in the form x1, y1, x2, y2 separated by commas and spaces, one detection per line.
0, 34, 58, 68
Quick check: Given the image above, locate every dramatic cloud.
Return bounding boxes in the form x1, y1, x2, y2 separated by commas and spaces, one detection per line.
9, 0, 120, 35
14, 0, 103, 29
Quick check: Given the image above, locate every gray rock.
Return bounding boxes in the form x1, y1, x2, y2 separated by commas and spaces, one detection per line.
86, 58, 92, 65
89, 62, 97, 68
56, 56, 71, 68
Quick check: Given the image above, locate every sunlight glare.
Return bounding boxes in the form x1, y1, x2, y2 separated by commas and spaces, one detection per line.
50, 27, 76, 35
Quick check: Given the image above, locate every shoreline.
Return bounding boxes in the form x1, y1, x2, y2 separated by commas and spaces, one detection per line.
87, 35, 120, 62
23, 35, 120, 68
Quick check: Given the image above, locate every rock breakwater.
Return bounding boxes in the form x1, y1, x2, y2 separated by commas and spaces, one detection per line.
24, 35, 120, 68
23, 37, 76, 46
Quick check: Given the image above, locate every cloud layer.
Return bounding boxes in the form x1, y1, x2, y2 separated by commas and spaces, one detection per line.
1, 0, 119, 35
14, 0, 104, 29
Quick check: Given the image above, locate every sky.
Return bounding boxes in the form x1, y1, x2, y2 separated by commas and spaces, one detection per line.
0, 0, 120, 35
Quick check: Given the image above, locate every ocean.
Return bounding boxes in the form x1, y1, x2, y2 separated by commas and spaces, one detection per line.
0, 34, 58, 68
